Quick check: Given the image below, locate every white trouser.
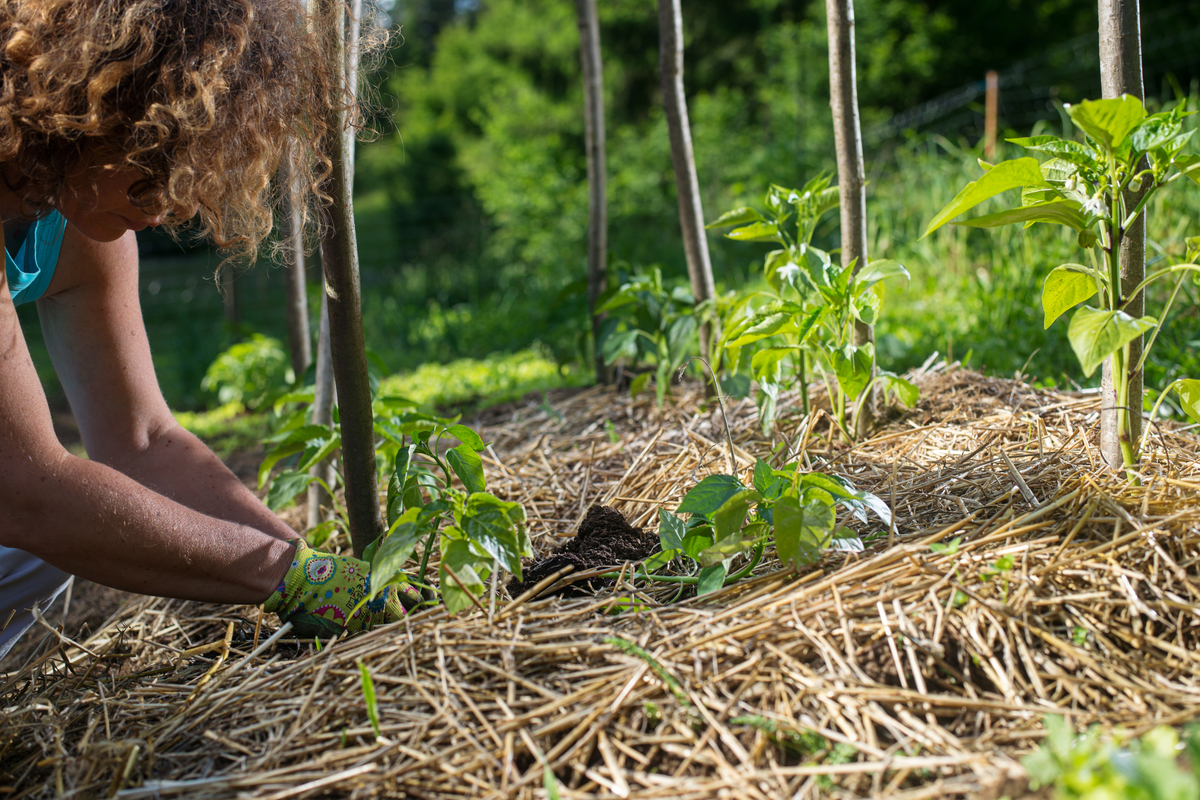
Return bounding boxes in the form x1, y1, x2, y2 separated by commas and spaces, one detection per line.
0, 545, 72, 662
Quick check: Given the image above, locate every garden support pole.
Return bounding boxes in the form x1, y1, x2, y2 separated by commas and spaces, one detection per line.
826, 0, 875, 437
316, 0, 383, 557
1098, 0, 1145, 471
658, 0, 716, 364
576, 0, 609, 385
307, 289, 337, 528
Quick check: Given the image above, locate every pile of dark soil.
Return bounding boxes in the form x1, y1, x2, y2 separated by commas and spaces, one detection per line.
508, 505, 659, 598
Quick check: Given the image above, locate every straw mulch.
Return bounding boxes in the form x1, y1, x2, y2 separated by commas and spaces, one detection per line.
4, 364, 1200, 799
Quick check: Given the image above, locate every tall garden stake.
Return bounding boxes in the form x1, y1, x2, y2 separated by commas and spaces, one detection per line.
826, 0, 875, 436
658, 0, 716, 362
1098, 0, 1145, 472
576, 0, 608, 384
315, 0, 382, 557
280, 151, 312, 383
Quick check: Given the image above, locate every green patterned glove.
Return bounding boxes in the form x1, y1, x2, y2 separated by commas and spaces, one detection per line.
263, 540, 421, 638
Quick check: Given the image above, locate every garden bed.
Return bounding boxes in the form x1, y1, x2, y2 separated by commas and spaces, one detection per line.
3, 363, 1200, 798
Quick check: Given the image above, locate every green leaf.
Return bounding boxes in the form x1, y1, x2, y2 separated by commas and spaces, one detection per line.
711, 489, 761, 542
257, 439, 307, 489
725, 221, 782, 243
706, 206, 764, 228
677, 474, 745, 518
461, 493, 529, 578
1067, 306, 1158, 377
1174, 154, 1200, 185
751, 346, 796, 384
1067, 96, 1146, 151
445, 424, 486, 452
853, 259, 910, 290
629, 372, 652, 399
265, 470, 317, 511
642, 548, 679, 573
720, 373, 751, 398
1130, 115, 1182, 153
697, 564, 727, 596
1042, 264, 1099, 329
387, 445, 415, 528
725, 307, 796, 348
773, 495, 835, 569
681, 526, 714, 560
798, 472, 858, 502
446, 444, 486, 494
297, 434, 340, 472
1008, 136, 1100, 171
358, 661, 381, 738
601, 329, 639, 364
752, 458, 774, 495
666, 315, 697, 365
923, 158, 1048, 237
697, 522, 765, 566
658, 508, 687, 551
831, 342, 874, 401
1175, 380, 1200, 425
954, 199, 1088, 233
439, 539, 486, 614
877, 372, 919, 408
370, 521, 423, 595
306, 520, 339, 548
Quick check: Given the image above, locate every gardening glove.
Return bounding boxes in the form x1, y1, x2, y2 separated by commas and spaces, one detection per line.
263, 540, 421, 638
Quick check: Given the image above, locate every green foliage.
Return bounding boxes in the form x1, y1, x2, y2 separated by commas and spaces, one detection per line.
709, 177, 917, 435
1023, 716, 1200, 800
597, 267, 700, 406
358, 660, 381, 739
200, 334, 292, 411
927, 96, 1200, 475
375, 348, 585, 411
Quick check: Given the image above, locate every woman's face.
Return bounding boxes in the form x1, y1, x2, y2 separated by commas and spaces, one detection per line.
59, 160, 192, 242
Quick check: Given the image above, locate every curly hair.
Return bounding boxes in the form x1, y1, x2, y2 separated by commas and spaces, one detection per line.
0, 0, 340, 260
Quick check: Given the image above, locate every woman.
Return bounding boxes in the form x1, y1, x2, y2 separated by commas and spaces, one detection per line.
0, 0, 413, 658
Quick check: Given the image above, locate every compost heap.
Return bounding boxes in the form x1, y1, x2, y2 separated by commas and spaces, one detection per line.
3, 362, 1200, 799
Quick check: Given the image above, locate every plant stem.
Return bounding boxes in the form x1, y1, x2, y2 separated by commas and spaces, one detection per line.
798, 350, 810, 417
723, 542, 765, 584
417, 527, 440, 602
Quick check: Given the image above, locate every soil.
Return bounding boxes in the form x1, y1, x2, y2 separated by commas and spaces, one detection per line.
508, 505, 659, 598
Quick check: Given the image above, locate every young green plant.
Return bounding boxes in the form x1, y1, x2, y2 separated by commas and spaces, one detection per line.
925, 96, 1200, 480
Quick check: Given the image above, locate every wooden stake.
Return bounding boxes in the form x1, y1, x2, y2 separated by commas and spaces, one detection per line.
576, 0, 609, 385
984, 70, 999, 160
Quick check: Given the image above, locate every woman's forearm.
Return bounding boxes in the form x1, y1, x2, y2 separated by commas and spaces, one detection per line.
3, 449, 293, 603
105, 421, 300, 543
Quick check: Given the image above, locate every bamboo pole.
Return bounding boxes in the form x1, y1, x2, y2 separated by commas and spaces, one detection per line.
825, 0, 874, 436
984, 70, 999, 161
315, 0, 383, 557
1098, 0, 1145, 471
657, 0, 715, 363
576, 0, 609, 385
280, 154, 312, 383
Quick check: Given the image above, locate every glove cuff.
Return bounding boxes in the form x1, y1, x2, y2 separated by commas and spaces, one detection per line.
262, 538, 311, 615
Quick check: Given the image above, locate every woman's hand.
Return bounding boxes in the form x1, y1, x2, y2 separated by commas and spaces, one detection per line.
263, 540, 421, 637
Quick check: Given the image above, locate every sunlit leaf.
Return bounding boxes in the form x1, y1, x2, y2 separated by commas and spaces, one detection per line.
1175, 380, 1200, 425
1068, 306, 1158, 377
446, 444, 486, 493
773, 495, 835, 569
1042, 264, 1099, 329
923, 158, 1048, 237
1067, 96, 1146, 151
677, 474, 745, 517
705, 206, 764, 228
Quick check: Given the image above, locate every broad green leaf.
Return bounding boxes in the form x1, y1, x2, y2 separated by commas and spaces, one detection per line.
446, 443, 486, 494
696, 564, 727, 596
1067, 96, 1146, 151
798, 473, 858, 502
711, 489, 761, 542
386, 445, 415, 527
681, 526, 714, 560
439, 539, 486, 614
751, 346, 796, 384
297, 434, 340, 472
257, 439, 307, 489
629, 372, 651, 399
1130, 115, 1182, 152
853, 259, 910, 290
677, 474, 745, 518
369, 521, 423, 596
752, 458, 774, 495
831, 342, 874, 401
1037, 158, 1079, 185
265, 470, 317, 511
955, 199, 1088, 232
666, 315, 697, 365
706, 206, 764, 228
1042, 264, 1099, 328
1008, 136, 1100, 171
878, 372, 919, 408
600, 329, 639, 364
853, 290, 882, 326
461, 493, 529, 577
658, 508, 687, 551
923, 158, 1048, 237
446, 424, 486, 452
1068, 306, 1158, 377
773, 495, 835, 569
1174, 154, 1200, 185
643, 548, 679, 573
1176, 380, 1200, 425
719, 373, 751, 398
698, 522, 766, 566
725, 221, 782, 243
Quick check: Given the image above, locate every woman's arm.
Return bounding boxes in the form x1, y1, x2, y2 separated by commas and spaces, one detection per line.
0, 227, 294, 602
